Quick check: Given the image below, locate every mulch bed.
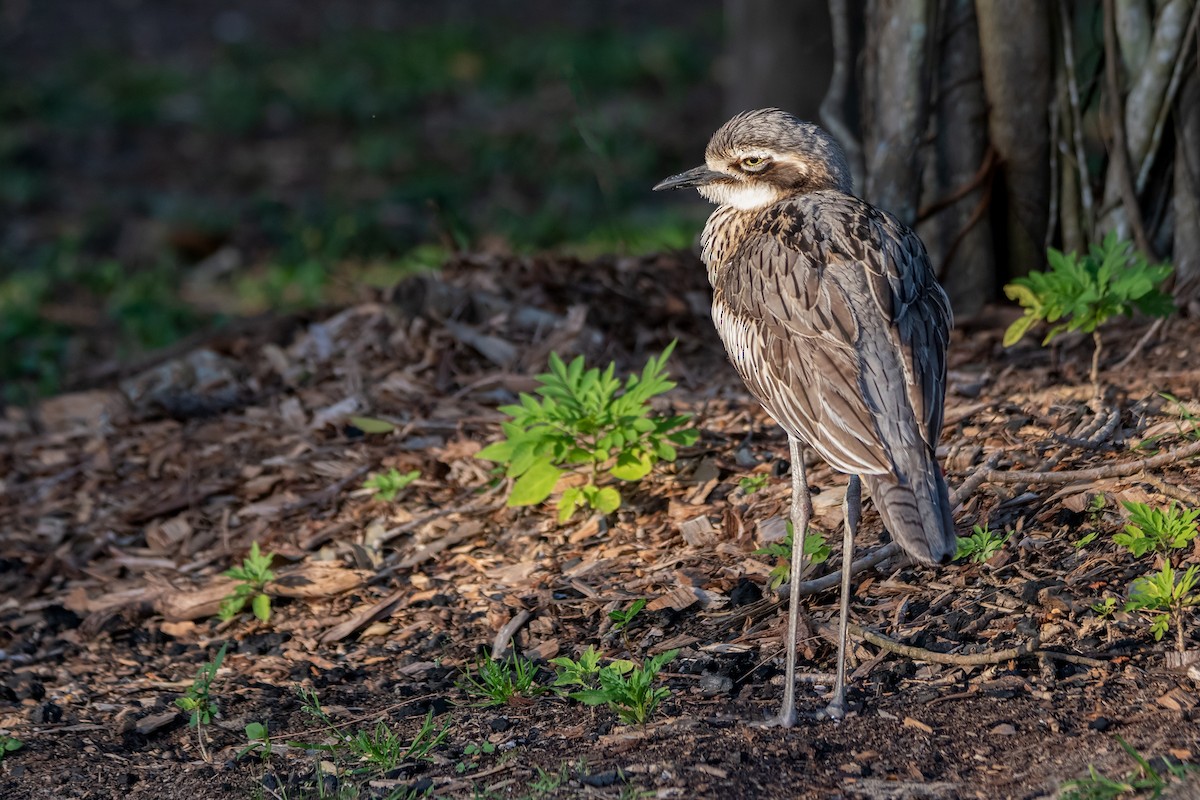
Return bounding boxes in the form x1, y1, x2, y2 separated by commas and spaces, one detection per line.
3, 252, 1200, 799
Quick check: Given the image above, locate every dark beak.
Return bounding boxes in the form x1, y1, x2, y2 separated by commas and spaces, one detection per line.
653, 165, 723, 191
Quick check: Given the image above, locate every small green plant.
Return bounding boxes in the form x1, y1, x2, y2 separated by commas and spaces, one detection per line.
738, 474, 769, 495
293, 687, 449, 773
1114, 502, 1200, 558
1075, 531, 1099, 548
608, 599, 647, 634
218, 542, 275, 623
549, 645, 606, 693
1003, 232, 1173, 386
475, 344, 698, 522
237, 721, 272, 762
460, 654, 543, 707
955, 525, 1011, 564
568, 649, 678, 725
1091, 597, 1117, 618
755, 524, 831, 591
175, 643, 227, 761
1124, 564, 1199, 652
528, 762, 571, 794
363, 467, 420, 502
0, 735, 23, 762
455, 740, 496, 774
1059, 736, 1194, 800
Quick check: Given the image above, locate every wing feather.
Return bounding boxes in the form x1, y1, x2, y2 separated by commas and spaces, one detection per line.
710, 192, 951, 477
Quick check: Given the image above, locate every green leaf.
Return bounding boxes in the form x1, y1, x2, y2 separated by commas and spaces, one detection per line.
592, 486, 621, 514
476, 439, 516, 464
508, 460, 562, 506
610, 450, 654, 481
252, 592, 271, 623
349, 416, 395, 434
1002, 313, 1037, 347
245, 722, 267, 739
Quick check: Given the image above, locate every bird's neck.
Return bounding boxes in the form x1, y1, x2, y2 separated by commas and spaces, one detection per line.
700, 204, 760, 286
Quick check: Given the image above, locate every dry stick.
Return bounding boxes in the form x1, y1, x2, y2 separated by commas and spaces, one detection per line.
844, 623, 1109, 668
1114, 317, 1167, 370
1102, 0, 1157, 260
981, 437, 1200, 485
491, 609, 533, 659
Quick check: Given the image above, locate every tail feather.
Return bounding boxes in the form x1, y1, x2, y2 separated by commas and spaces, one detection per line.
862, 460, 956, 565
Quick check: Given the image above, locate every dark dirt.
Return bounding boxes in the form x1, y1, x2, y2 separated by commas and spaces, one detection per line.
3, 251, 1200, 800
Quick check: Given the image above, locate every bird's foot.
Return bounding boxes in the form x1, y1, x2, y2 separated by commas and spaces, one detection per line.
752, 709, 799, 729
816, 700, 847, 721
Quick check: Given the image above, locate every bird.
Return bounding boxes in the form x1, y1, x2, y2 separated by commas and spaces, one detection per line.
654, 108, 956, 726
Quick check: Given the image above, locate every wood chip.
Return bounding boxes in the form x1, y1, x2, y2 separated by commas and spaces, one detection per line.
903, 716, 934, 734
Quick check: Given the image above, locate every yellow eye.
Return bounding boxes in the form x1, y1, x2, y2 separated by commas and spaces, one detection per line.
741, 156, 766, 169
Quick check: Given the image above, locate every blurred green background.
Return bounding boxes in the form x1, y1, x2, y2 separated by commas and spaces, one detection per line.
0, 1, 722, 401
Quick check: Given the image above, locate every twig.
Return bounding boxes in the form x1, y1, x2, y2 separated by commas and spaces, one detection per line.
844, 624, 1110, 668
949, 452, 1005, 509
1138, 472, 1200, 505
1103, 0, 1157, 259
793, 542, 901, 596
1114, 317, 1167, 370
491, 609, 533, 659
981, 438, 1200, 485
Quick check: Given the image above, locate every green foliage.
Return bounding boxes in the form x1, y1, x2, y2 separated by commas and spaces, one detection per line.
608, 599, 647, 633
1059, 737, 1195, 800
293, 687, 449, 773
1003, 232, 1173, 348
1114, 502, 1200, 557
1075, 531, 1099, 548
556, 649, 678, 725
460, 654, 543, 707
755, 524, 831, 591
476, 345, 697, 522
218, 542, 275, 623
237, 721, 272, 762
455, 740, 497, 774
955, 525, 1011, 564
0, 735, 23, 762
363, 468, 421, 502
738, 474, 769, 495
1124, 564, 1200, 648
175, 643, 227, 728
1091, 597, 1118, 618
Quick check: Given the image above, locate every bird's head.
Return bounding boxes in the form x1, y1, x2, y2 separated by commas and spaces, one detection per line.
653, 108, 852, 210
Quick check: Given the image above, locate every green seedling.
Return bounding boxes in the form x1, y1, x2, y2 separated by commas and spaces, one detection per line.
1075, 532, 1099, 549
218, 542, 275, 623
550, 645, 605, 693
1114, 502, 1200, 558
460, 654, 543, 707
1059, 736, 1194, 800
362, 467, 420, 502
175, 643, 227, 761
528, 762, 572, 794
1124, 564, 1199, 652
1003, 232, 1173, 387
292, 686, 449, 773
568, 649, 678, 725
455, 740, 496, 774
955, 525, 1011, 564
608, 599, 646, 634
476, 344, 698, 523
739, 474, 769, 495
1091, 597, 1117, 619
0, 735, 22, 761
237, 721, 272, 762
755, 523, 831, 591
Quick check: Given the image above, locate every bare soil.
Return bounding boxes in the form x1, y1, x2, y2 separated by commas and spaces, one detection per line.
3, 252, 1200, 800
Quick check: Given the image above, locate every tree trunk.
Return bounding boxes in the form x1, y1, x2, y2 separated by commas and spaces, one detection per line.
975, 0, 1053, 279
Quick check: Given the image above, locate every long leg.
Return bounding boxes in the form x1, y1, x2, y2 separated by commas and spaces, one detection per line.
823, 474, 861, 720
774, 435, 812, 727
